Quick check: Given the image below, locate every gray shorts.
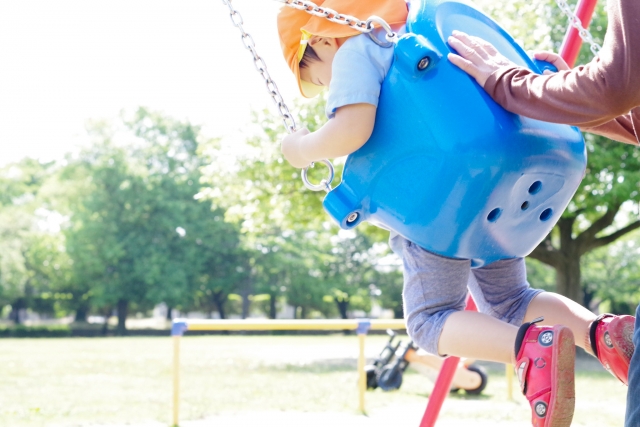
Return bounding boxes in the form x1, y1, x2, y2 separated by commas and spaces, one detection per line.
392, 235, 543, 355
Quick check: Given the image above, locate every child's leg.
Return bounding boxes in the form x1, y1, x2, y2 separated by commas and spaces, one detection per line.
400, 238, 528, 364
465, 257, 575, 426
437, 310, 518, 364
399, 237, 516, 362
438, 257, 547, 363
523, 291, 596, 352
469, 258, 634, 385
526, 291, 635, 385
401, 245, 575, 426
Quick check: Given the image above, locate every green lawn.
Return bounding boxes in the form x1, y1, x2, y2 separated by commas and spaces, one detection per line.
0, 335, 628, 427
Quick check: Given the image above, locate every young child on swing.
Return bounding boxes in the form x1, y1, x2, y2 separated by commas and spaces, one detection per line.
277, 1, 633, 426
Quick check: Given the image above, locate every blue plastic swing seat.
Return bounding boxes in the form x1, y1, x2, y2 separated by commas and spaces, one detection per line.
322, 0, 587, 267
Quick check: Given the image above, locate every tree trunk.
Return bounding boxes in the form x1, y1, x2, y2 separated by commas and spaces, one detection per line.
213, 292, 226, 319
9, 298, 26, 325
101, 307, 111, 336
583, 286, 596, 312
335, 299, 349, 319
269, 293, 277, 319
393, 306, 403, 319
300, 306, 307, 319
116, 299, 128, 336
241, 292, 251, 319
555, 256, 583, 304
166, 306, 173, 320
74, 304, 89, 323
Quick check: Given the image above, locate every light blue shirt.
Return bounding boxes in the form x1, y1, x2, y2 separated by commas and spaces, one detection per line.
325, 29, 402, 119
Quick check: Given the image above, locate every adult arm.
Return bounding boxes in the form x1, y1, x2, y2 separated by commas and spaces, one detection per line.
448, 0, 640, 143
483, 0, 640, 129
583, 110, 640, 145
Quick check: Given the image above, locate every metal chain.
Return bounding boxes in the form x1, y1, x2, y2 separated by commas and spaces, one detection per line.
275, 0, 398, 44
221, 0, 297, 133
555, 0, 602, 56
221, 0, 338, 192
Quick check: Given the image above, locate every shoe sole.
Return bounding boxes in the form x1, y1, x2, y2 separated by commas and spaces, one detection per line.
545, 326, 575, 427
609, 315, 635, 382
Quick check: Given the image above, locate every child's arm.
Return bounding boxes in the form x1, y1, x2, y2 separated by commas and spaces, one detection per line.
281, 103, 376, 168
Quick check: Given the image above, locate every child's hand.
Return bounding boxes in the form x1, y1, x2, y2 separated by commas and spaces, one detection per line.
281, 128, 311, 169
532, 51, 571, 74
447, 30, 516, 87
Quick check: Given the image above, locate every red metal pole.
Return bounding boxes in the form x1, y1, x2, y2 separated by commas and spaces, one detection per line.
558, 0, 599, 67
419, 296, 478, 427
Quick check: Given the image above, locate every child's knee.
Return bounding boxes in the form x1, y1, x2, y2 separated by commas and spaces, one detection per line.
406, 309, 458, 355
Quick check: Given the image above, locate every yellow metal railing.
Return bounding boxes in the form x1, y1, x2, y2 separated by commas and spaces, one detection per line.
171, 318, 407, 427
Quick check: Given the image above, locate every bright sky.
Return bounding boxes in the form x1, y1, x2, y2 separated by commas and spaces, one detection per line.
0, 0, 299, 165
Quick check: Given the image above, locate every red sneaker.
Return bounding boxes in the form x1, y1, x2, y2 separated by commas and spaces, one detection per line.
589, 313, 635, 385
515, 317, 575, 427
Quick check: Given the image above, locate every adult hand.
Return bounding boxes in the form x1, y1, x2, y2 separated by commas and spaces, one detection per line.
532, 51, 571, 74
281, 127, 311, 169
447, 30, 516, 87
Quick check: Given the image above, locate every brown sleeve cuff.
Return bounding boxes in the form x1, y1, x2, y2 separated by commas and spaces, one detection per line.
581, 109, 640, 145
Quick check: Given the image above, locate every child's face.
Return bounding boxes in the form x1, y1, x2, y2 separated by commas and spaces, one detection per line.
300, 36, 339, 88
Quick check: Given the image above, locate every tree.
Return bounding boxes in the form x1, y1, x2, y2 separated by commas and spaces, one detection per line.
199, 94, 401, 318
62, 109, 245, 332
0, 159, 66, 323
581, 232, 640, 314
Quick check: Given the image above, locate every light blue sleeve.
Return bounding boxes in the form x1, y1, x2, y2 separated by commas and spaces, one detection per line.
325, 34, 395, 119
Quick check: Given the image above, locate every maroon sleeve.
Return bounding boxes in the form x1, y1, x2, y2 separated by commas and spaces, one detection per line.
581, 108, 640, 145
483, 0, 640, 143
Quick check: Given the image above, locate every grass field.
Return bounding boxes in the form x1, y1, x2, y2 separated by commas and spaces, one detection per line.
0, 335, 628, 427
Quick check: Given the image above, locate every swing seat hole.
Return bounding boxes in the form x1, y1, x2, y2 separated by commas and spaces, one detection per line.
521, 201, 530, 211
540, 208, 553, 222
529, 181, 542, 195
487, 208, 502, 222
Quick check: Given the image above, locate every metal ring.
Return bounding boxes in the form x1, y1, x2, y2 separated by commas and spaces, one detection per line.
365, 16, 397, 47
301, 160, 334, 192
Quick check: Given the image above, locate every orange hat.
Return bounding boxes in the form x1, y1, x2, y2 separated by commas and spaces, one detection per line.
277, 0, 408, 98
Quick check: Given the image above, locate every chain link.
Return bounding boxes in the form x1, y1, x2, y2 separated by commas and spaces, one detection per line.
275, 0, 398, 43
555, 0, 602, 56
221, 0, 297, 133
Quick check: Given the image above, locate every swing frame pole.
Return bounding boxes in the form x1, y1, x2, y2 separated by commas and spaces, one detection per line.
559, 0, 599, 67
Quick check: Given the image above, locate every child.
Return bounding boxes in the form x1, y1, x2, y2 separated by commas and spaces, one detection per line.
277, 1, 634, 426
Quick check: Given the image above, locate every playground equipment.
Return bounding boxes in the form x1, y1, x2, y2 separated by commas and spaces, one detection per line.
320, 0, 586, 268
221, 0, 606, 267
170, 318, 405, 427
366, 329, 488, 395
216, 0, 601, 425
